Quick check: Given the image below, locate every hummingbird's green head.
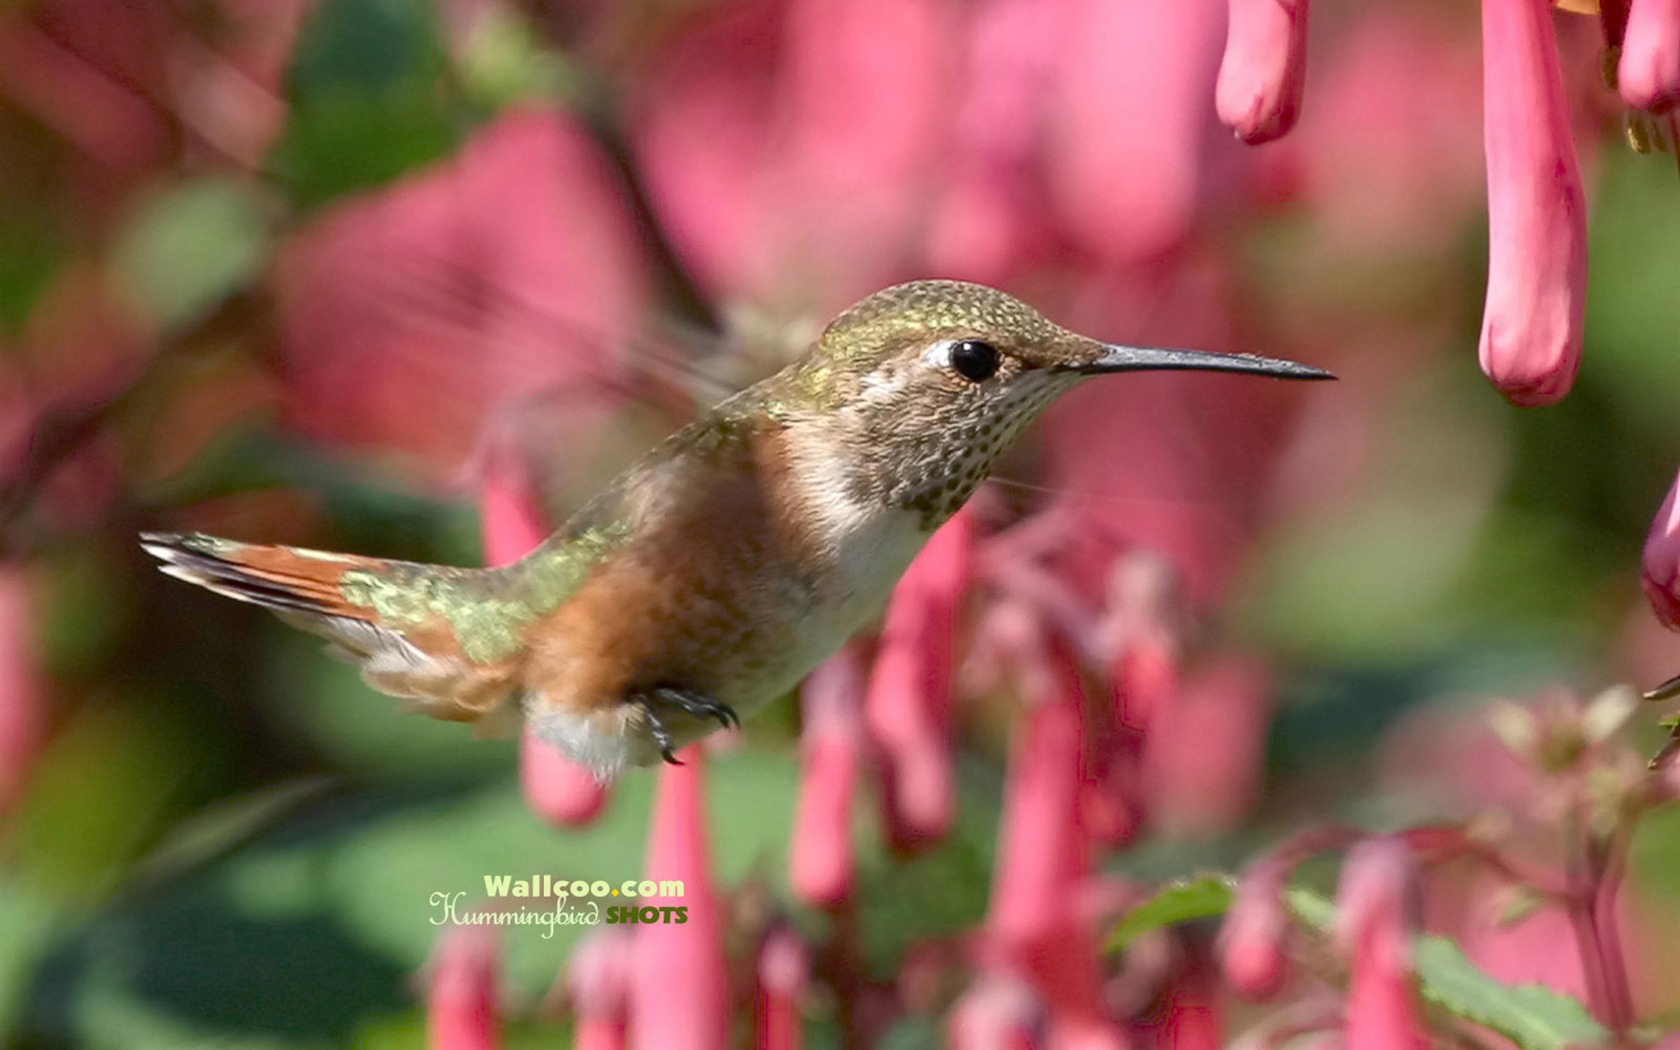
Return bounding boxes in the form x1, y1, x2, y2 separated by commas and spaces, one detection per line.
773, 280, 1332, 525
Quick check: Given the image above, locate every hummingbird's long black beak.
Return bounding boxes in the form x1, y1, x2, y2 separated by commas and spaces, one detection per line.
1065, 344, 1335, 381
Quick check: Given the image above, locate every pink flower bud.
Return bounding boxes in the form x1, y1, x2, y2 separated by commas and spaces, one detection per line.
480, 431, 608, 825
1619, 0, 1680, 113
0, 568, 41, 813
1217, 861, 1293, 1000
1216, 0, 1310, 144
947, 977, 1046, 1050
1476, 0, 1587, 407
569, 930, 633, 1050
1643, 469, 1680, 630
755, 927, 809, 1050
866, 510, 972, 852
426, 926, 500, 1050
630, 750, 728, 1050
789, 649, 865, 908
1336, 839, 1427, 1050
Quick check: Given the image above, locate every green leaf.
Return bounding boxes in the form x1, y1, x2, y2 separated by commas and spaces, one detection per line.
269, 0, 466, 209
1413, 937, 1608, 1050
1103, 874, 1235, 953
1287, 887, 1607, 1050
111, 179, 269, 330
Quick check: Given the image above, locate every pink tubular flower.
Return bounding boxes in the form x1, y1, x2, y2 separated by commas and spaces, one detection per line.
1217, 855, 1294, 1000
755, 927, 809, 1050
789, 648, 865, 908
866, 509, 973, 853
1216, 0, 1311, 144
981, 613, 1118, 1044
1476, 0, 1588, 407
0, 568, 41, 813
569, 930, 634, 1050
1336, 839, 1428, 1050
426, 926, 500, 1050
479, 427, 608, 825
630, 750, 728, 1050
1643, 469, 1680, 630
1619, 0, 1680, 112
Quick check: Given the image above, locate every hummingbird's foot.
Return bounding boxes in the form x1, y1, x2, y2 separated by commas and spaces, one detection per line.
651, 687, 741, 732
631, 687, 740, 766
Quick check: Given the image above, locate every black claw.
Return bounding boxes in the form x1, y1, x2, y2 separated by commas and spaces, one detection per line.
646, 710, 682, 765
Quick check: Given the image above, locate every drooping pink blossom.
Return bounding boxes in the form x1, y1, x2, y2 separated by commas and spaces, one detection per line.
278, 107, 646, 473
1217, 853, 1294, 1000
1476, 0, 1588, 407
789, 648, 865, 908
479, 424, 609, 825
1336, 839, 1428, 1050
0, 568, 41, 813
866, 509, 973, 853
426, 926, 500, 1050
946, 977, 1046, 1050
1216, 0, 1311, 144
569, 929, 634, 1050
630, 749, 728, 1050
1619, 0, 1680, 113
981, 613, 1116, 1042
1642, 469, 1680, 630
755, 926, 809, 1050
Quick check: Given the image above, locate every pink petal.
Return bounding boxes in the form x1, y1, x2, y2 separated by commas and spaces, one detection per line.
1619, 0, 1680, 113
789, 649, 865, 908
1643, 468, 1680, 630
1476, 0, 1588, 407
629, 750, 728, 1050
866, 510, 973, 852
426, 926, 500, 1050
1216, 0, 1311, 144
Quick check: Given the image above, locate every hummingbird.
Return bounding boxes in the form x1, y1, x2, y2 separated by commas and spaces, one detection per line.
142, 280, 1331, 781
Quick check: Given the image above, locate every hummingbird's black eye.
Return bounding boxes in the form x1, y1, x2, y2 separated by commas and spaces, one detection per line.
949, 339, 1001, 382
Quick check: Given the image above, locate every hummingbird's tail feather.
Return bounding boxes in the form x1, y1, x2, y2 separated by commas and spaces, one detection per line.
141, 532, 525, 733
